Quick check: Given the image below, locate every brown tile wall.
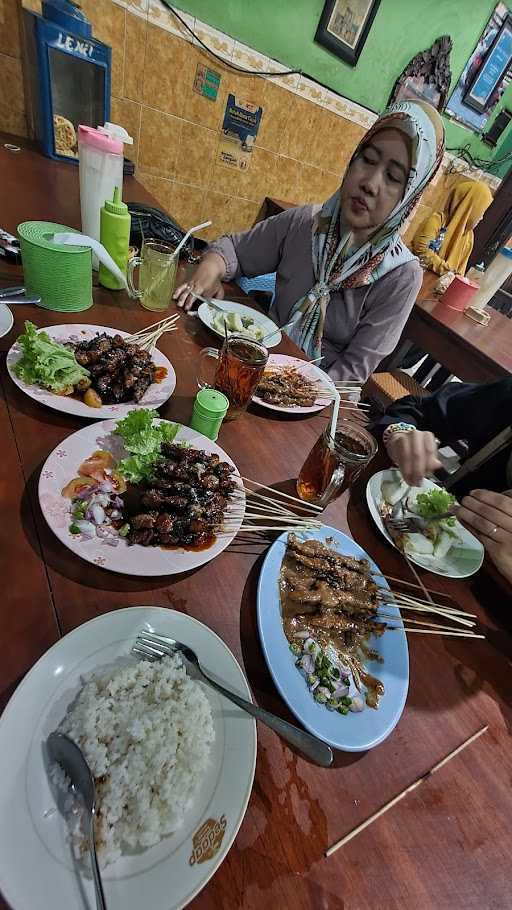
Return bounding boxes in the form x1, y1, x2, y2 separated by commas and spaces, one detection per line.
3, 1, 495, 244
4, 0, 363, 240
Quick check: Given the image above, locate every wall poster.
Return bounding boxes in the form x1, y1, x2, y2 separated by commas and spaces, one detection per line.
446, 2, 512, 133
218, 94, 263, 171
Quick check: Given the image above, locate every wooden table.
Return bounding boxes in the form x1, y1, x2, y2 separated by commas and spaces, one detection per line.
386, 271, 512, 382
1, 138, 512, 910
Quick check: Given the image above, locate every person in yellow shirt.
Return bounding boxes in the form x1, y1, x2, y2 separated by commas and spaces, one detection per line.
411, 179, 493, 275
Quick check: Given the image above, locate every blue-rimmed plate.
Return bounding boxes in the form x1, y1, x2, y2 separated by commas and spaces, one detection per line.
256, 526, 409, 753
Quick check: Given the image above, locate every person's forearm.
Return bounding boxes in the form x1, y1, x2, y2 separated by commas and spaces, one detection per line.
416, 247, 451, 275
199, 251, 228, 283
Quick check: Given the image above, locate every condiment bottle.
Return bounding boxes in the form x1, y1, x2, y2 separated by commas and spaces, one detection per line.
99, 187, 131, 290
190, 388, 229, 441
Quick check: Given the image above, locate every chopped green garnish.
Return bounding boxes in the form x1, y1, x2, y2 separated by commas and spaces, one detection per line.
338, 706, 349, 715
290, 642, 301, 656
69, 523, 81, 535
118, 523, 130, 538
341, 696, 352, 707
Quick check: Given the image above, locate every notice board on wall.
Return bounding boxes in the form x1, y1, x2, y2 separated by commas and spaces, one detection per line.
218, 94, 263, 170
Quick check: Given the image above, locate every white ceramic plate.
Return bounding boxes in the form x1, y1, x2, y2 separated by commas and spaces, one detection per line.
257, 527, 409, 752
366, 469, 484, 579
38, 419, 245, 576
252, 353, 334, 414
197, 300, 281, 348
0, 303, 14, 338
7, 324, 176, 419
0, 606, 257, 910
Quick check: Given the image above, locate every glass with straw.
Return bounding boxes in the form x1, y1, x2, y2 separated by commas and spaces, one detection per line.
297, 391, 377, 506
127, 239, 178, 312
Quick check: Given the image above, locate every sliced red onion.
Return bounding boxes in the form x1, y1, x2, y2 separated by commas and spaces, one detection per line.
91, 504, 106, 525
99, 480, 114, 493
112, 496, 124, 509
298, 654, 315, 676
95, 525, 112, 539
76, 485, 99, 500
75, 520, 95, 538
89, 493, 110, 508
333, 684, 349, 699
109, 509, 122, 520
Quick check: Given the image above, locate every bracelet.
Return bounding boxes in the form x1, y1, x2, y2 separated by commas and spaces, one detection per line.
382, 422, 416, 446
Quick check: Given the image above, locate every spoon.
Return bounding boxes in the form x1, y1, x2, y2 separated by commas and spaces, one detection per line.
133, 632, 334, 768
47, 732, 107, 910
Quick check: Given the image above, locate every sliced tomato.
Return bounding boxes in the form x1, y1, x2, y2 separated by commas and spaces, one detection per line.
61, 476, 97, 499
78, 449, 116, 480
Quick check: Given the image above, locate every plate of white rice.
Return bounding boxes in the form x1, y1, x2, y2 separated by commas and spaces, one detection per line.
0, 607, 257, 910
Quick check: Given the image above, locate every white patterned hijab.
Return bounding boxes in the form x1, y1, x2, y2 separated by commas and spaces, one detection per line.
286, 101, 446, 360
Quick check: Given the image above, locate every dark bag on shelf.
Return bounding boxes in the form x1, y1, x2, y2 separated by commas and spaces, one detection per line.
127, 203, 207, 257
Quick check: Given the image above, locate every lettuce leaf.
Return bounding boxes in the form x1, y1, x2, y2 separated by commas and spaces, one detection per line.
14, 321, 89, 393
115, 409, 180, 483
415, 488, 456, 525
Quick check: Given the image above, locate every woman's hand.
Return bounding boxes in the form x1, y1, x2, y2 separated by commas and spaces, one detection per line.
385, 429, 442, 486
458, 489, 512, 585
173, 252, 227, 311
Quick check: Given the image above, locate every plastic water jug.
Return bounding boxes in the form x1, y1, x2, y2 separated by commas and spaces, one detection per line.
78, 122, 133, 247
470, 246, 512, 311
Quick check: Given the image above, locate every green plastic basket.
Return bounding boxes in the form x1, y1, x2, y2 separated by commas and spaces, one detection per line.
18, 221, 93, 312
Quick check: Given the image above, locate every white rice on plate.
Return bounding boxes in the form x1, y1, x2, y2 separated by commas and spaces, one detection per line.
55, 654, 214, 866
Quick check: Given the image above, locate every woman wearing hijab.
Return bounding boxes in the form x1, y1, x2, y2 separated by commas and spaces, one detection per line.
174, 101, 445, 381
411, 179, 493, 276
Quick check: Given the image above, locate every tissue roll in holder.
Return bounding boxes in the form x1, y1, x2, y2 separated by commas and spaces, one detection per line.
18, 221, 93, 312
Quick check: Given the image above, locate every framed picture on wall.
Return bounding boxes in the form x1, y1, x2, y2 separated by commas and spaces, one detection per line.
315, 0, 381, 67
463, 13, 512, 114
446, 2, 512, 133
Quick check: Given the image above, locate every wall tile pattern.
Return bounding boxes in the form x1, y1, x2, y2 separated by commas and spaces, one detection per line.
2, 0, 500, 242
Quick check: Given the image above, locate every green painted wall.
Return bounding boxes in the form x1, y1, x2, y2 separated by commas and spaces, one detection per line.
173, 0, 512, 176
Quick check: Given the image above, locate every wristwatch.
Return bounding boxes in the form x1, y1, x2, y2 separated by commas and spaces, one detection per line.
382, 422, 416, 446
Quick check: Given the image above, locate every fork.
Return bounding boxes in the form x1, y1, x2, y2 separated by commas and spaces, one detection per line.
386, 510, 456, 533
132, 632, 333, 767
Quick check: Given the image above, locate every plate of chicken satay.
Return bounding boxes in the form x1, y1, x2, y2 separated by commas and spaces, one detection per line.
257, 527, 409, 752
38, 411, 245, 575
7, 322, 177, 419
252, 354, 336, 414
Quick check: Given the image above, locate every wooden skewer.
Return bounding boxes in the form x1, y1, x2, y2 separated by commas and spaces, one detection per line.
372, 572, 457, 601
382, 591, 477, 618
325, 726, 488, 857
391, 627, 485, 638
380, 598, 475, 628
381, 602, 475, 628
376, 613, 474, 633
242, 477, 323, 512
239, 487, 312, 516
235, 525, 320, 533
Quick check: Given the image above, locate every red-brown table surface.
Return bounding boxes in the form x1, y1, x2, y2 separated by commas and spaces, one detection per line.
1, 138, 512, 910
387, 271, 512, 381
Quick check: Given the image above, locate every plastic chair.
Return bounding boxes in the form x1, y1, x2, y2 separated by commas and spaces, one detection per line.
237, 273, 276, 310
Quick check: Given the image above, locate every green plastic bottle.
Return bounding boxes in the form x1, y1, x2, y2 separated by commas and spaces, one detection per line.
99, 186, 131, 290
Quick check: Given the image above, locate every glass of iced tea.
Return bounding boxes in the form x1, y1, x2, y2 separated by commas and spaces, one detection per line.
297, 420, 378, 507
197, 334, 268, 420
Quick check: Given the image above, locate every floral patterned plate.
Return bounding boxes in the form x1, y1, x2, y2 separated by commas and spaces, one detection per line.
7, 324, 176, 419
39, 419, 245, 576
